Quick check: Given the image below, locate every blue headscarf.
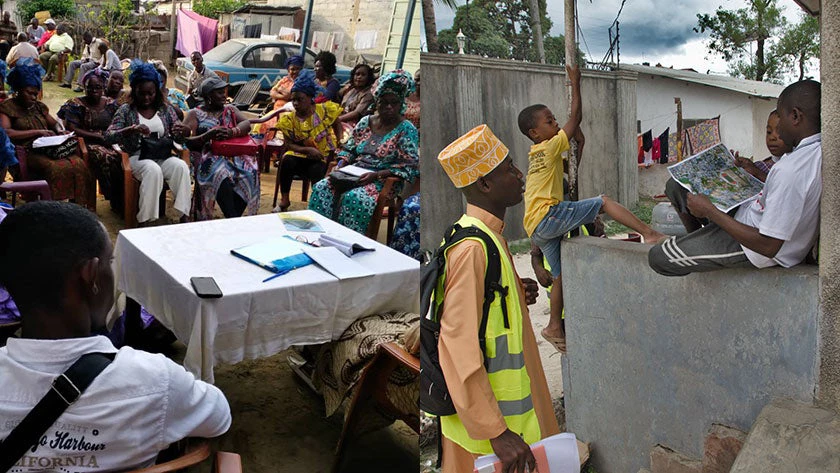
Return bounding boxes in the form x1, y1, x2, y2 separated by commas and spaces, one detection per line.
0, 127, 17, 169
129, 59, 162, 89
7, 59, 43, 92
285, 55, 304, 69
290, 69, 324, 98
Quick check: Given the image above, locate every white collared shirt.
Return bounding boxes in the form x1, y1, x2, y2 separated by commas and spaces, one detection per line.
0, 336, 231, 472
735, 133, 822, 268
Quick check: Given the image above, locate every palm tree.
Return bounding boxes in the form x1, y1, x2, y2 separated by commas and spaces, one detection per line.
422, 0, 457, 53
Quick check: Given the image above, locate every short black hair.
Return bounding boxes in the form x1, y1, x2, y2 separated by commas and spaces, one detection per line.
0, 202, 108, 312
350, 63, 375, 88
768, 109, 779, 118
778, 80, 821, 127
518, 104, 548, 137
315, 51, 337, 76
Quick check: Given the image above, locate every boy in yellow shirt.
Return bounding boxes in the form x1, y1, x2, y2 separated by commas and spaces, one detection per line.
519, 65, 666, 353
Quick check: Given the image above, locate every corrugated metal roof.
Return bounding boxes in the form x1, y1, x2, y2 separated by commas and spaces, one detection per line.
621, 63, 785, 99
793, 0, 820, 15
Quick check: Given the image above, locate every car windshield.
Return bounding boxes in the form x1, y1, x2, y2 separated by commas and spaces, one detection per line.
203, 41, 244, 63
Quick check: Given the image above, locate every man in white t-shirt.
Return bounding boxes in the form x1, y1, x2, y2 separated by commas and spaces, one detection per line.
649, 79, 822, 276
0, 202, 232, 472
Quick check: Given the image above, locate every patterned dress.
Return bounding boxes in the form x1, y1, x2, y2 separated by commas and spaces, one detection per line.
191, 105, 260, 221
258, 75, 294, 135
389, 192, 421, 260
0, 99, 95, 209
309, 116, 419, 234
58, 96, 120, 199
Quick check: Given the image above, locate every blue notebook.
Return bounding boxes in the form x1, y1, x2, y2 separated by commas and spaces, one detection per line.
231, 236, 314, 275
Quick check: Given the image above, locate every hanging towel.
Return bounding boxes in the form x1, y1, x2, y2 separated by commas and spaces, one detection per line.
178, 9, 218, 55
279, 27, 300, 42
311, 31, 332, 51
652, 138, 661, 162
658, 128, 669, 164
354, 30, 378, 50
685, 117, 721, 155
642, 129, 653, 166
638, 135, 644, 164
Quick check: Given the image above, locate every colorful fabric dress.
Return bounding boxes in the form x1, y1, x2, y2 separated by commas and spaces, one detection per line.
58, 96, 120, 199
0, 99, 95, 209
309, 116, 419, 234
258, 75, 294, 134
389, 192, 421, 260
339, 86, 374, 138
404, 98, 420, 130
167, 88, 189, 112
191, 105, 260, 221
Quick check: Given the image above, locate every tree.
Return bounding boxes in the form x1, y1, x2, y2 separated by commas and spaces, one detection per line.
773, 14, 819, 81
17, 0, 76, 24
192, 0, 247, 20
438, 3, 510, 58
695, 0, 786, 82
474, 0, 552, 60
544, 34, 585, 66
422, 0, 457, 53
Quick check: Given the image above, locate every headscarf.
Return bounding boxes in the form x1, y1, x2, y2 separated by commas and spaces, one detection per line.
80, 67, 109, 88
290, 69, 325, 98
197, 76, 227, 98
374, 69, 416, 114
7, 59, 43, 92
128, 59, 161, 89
285, 54, 304, 69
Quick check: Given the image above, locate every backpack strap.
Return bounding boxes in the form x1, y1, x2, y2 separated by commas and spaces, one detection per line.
432, 223, 508, 359
0, 352, 114, 472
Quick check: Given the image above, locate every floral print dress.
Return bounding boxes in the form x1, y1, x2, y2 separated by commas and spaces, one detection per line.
58, 96, 120, 199
308, 116, 419, 234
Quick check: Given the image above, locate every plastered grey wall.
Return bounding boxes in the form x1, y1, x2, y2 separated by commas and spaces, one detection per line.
818, 3, 840, 412
420, 53, 639, 249
560, 237, 819, 473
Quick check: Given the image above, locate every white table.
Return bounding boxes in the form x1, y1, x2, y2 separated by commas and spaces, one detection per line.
113, 211, 420, 382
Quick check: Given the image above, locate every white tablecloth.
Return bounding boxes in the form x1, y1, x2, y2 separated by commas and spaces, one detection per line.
113, 211, 420, 382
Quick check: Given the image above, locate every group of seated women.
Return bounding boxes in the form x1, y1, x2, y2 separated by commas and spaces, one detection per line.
0, 59, 261, 225
0, 53, 421, 259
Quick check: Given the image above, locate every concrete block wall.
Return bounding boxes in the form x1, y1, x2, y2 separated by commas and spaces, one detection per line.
420, 53, 639, 249
266, 0, 394, 62
560, 237, 819, 472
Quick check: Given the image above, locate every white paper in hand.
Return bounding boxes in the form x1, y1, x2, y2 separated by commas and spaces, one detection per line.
337, 164, 374, 177
303, 246, 374, 280
32, 132, 75, 148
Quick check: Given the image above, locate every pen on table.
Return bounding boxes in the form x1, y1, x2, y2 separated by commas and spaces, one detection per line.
262, 269, 289, 283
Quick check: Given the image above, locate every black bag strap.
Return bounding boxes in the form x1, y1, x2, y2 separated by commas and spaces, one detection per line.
0, 352, 114, 472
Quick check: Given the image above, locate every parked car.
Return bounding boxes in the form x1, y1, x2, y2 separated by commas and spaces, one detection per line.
175, 39, 352, 97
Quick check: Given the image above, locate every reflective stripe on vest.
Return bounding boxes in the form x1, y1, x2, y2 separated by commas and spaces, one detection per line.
439, 215, 541, 455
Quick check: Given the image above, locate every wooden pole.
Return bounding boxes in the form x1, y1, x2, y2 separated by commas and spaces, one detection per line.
675, 97, 683, 161
565, 0, 578, 201
170, 0, 177, 64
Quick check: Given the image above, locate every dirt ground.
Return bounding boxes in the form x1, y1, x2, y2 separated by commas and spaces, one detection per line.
23, 81, 418, 472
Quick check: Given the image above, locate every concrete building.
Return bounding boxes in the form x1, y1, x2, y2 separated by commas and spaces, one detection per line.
625, 63, 784, 159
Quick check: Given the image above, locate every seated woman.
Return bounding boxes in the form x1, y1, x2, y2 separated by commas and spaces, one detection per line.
182, 76, 260, 220
314, 51, 340, 103
274, 69, 342, 212
309, 70, 418, 235
338, 64, 375, 139
58, 68, 120, 201
258, 54, 302, 135
105, 60, 191, 225
0, 60, 96, 210
390, 69, 420, 259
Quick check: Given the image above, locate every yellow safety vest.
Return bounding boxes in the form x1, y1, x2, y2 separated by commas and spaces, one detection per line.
438, 215, 541, 454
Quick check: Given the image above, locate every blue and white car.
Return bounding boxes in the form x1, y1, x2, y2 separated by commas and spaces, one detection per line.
175, 39, 352, 96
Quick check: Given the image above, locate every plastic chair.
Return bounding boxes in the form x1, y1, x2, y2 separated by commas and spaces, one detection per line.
115, 144, 191, 228
270, 140, 333, 208
126, 439, 242, 473
332, 342, 419, 473
366, 176, 402, 243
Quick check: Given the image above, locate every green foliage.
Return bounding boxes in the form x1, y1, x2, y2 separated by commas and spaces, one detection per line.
17, 0, 76, 23
694, 0, 817, 83
83, 0, 136, 57
438, 0, 585, 63
192, 0, 248, 20
772, 14, 820, 81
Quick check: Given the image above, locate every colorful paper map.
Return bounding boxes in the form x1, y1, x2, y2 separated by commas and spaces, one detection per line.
668, 143, 765, 212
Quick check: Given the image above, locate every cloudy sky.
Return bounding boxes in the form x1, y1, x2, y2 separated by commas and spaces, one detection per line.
431, 0, 813, 75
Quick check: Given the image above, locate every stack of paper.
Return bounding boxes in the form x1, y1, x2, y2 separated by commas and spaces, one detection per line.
318, 234, 374, 257
336, 164, 375, 177
303, 247, 373, 280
